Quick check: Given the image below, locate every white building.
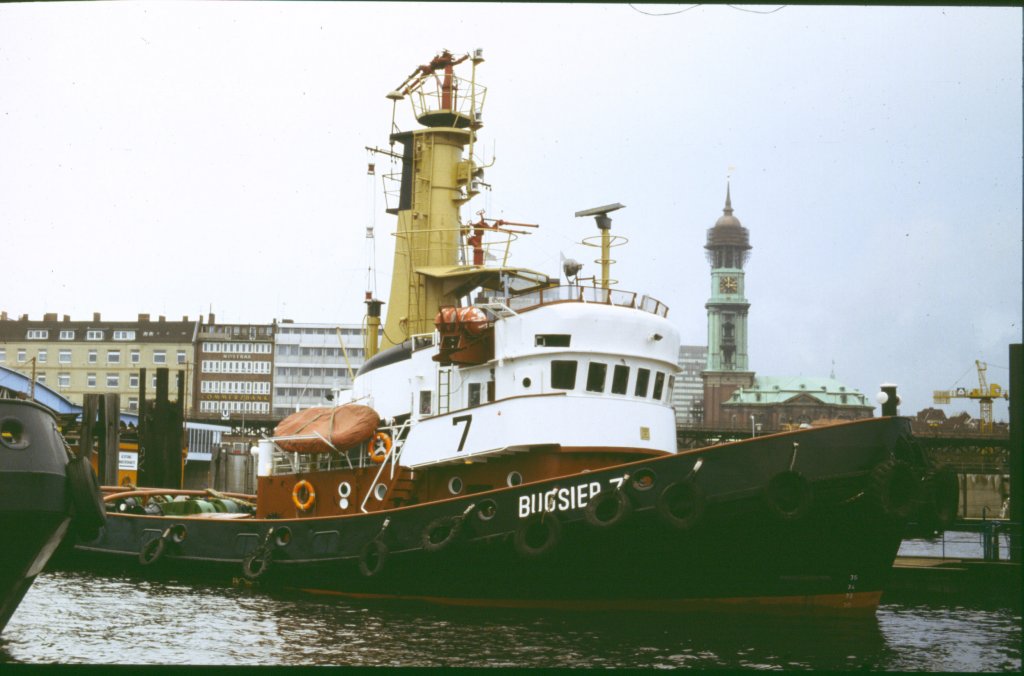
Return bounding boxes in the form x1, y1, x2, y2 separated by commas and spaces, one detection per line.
673, 345, 708, 427
272, 321, 368, 418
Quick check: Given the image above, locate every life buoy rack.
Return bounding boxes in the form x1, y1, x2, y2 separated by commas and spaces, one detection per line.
370, 432, 391, 463
513, 513, 562, 559
584, 489, 633, 529
764, 471, 813, 521
292, 479, 316, 511
656, 479, 705, 531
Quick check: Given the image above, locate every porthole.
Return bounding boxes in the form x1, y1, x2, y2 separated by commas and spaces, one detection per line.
339, 498, 350, 510
0, 418, 29, 450
507, 471, 523, 487
338, 481, 352, 498
373, 483, 388, 501
522, 377, 532, 388
448, 476, 464, 495
274, 527, 292, 547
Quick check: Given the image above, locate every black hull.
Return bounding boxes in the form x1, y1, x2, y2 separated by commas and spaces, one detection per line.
61, 417, 926, 615
0, 400, 72, 632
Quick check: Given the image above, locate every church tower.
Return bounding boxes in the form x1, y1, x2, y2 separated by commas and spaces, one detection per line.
702, 184, 755, 426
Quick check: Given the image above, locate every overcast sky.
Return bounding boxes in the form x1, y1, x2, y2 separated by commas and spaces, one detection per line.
1, 3, 1020, 420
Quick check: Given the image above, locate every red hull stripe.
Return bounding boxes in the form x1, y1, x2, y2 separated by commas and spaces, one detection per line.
290, 587, 883, 614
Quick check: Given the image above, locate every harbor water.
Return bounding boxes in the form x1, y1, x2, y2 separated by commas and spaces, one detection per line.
0, 534, 1019, 669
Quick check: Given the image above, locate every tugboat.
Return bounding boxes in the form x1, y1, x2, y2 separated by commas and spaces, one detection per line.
67, 50, 940, 615
0, 398, 104, 632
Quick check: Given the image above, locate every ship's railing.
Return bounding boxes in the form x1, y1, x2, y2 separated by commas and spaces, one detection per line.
360, 417, 412, 513
496, 285, 668, 318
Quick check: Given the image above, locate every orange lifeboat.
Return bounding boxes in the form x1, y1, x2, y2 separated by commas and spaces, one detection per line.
273, 405, 380, 454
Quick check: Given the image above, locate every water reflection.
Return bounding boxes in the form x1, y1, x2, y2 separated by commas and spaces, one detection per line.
1, 571, 1019, 669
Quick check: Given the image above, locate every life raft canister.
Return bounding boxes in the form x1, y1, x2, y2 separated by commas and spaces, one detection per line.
292, 479, 316, 511
434, 306, 490, 336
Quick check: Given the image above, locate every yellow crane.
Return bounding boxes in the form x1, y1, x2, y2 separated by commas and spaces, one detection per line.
933, 360, 1009, 433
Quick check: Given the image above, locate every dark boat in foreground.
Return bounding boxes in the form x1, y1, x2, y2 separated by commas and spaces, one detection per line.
0, 399, 103, 631
59, 49, 949, 615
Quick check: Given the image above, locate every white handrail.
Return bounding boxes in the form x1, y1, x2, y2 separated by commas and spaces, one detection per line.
360, 418, 412, 513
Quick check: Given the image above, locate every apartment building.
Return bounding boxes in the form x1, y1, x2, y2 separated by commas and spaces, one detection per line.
192, 315, 275, 421
0, 311, 196, 412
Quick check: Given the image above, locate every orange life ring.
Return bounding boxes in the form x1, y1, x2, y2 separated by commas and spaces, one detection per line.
370, 432, 391, 463
292, 480, 316, 511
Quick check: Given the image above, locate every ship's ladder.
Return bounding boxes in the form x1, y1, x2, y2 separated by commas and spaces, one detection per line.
437, 367, 452, 415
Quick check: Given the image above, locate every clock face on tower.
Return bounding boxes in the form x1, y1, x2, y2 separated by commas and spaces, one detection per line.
719, 276, 738, 294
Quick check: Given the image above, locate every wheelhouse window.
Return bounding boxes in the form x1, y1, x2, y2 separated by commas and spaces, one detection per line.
550, 360, 578, 390
611, 365, 630, 395
536, 334, 571, 348
586, 362, 607, 393
468, 382, 482, 408
653, 372, 666, 400
666, 375, 676, 404
635, 368, 651, 398
419, 390, 433, 415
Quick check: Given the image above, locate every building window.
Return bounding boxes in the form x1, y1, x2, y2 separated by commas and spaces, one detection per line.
88, 350, 98, 364
36, 373, 46, 385
153, 350, 166, 364
17, 349, 26, 363
58, 373, 71, 388
611, 365, 630, 395
130, 350, 140, 364
177, 350, 187, 364
635, 368, 651, 398
129, 373, 139, 388
0, 348, 5, 362
26, 329, 48, 340
59, 349, 72, 364
86, 330, 103, 341
106, 373, 119, 388
107, 350, 121, 364
550, 360, 578, 390
586, 362, 607, 393
113, 330, 136, 341
128, 397, 138, 411
37, 349, 47, 363
59, 330, 75, 340
653, 372, 666, 400
87, 373, 97, 388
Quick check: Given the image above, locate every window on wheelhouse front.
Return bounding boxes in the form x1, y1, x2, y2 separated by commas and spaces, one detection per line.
653, 372, 666, 400
468, 382, 482, 408
611, 365, 630, 395
635, 368, 651, 397
586, 362, 607, 393
550, 360, 577, 390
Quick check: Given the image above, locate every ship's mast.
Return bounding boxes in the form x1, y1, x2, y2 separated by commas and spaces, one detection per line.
377, 49, 487, 349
